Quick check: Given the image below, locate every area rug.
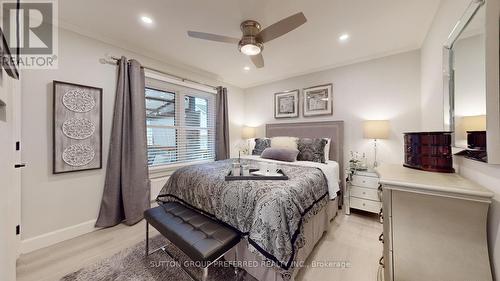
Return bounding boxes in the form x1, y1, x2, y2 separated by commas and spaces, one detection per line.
61, 235, 256, 281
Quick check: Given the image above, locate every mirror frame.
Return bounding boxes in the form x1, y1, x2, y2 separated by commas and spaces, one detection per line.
443, 0, 485, 136
443, 0, 500, 164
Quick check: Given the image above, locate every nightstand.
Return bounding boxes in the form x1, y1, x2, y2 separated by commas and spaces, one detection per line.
346, 169, 382, 215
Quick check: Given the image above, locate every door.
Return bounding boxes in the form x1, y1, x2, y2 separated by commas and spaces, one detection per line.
0, 69, 22, 281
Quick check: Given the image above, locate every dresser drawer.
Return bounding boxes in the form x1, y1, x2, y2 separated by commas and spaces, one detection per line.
350, 186, 380, 201
350, 197, 382, 213
352, 175, 380, 189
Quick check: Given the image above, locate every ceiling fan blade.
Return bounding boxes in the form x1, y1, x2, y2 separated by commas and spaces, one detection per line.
187, 31, 240, 44
250, 54, 264, 68
257, 12, 307, 43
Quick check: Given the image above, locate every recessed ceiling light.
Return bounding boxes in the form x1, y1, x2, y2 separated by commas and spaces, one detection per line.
243, 66, 250, 71
339, 33, 350, 42
140, 16, 153, 25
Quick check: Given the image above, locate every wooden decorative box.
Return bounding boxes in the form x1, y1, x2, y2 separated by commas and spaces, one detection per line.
403, 132, 454, 173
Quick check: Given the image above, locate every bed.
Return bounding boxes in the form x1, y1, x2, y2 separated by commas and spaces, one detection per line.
157, 121, 344, 281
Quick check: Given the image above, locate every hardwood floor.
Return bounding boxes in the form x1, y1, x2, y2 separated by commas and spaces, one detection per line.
16, 209, 382, 281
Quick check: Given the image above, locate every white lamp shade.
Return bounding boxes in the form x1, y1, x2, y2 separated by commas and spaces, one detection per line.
461, 115, 486, 132
242, 126, 256, 139
456, 115, 486, 143
363, 120, 390, 139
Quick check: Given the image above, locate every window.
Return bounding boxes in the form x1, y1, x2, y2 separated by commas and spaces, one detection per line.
146, 77, 216, 168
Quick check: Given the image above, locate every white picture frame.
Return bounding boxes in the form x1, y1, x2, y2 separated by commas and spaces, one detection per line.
303, 84, 333, 117
274, 89, 299, 118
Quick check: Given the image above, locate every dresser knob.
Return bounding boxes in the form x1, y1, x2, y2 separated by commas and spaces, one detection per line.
362, 192, 366, 195
362, 203, 366, 206
379, 233, 384, 243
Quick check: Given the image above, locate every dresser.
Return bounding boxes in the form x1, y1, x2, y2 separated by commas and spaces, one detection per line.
346, 170, 382, 215
376, 164, 493, 281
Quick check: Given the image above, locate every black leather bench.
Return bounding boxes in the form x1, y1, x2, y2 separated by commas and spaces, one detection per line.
144, 202, 241, 281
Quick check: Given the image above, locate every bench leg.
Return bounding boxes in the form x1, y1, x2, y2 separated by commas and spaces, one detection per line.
202, 267, 208, 281
145, 222, 149, 257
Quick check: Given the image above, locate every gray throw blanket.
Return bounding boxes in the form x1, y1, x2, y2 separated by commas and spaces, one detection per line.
157, 159, 329, 275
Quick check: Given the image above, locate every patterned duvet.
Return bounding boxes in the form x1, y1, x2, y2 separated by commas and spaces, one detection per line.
156, 158, 330, 274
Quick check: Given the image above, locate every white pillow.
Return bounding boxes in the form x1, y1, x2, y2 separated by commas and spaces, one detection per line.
323, 138, 331, 161
271, 136, 299, 150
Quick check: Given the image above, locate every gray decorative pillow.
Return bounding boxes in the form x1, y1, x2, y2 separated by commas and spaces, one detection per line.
297, 138, 328, 163
261, 148, 299, 162
252, 138, 271, 155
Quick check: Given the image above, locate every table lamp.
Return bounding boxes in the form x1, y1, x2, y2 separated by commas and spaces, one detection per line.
363, 120, 390, 167
461, 115, 486, 132
242, 126, 256, 139
237, 127, 256, 160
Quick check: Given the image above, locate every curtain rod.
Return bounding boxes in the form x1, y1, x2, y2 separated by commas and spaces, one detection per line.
99, 55, 218, 90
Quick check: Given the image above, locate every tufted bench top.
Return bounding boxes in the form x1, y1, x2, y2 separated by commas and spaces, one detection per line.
144, 202, 240, 263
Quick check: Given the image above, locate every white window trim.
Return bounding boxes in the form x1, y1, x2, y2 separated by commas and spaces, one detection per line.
145, 70, 217, 178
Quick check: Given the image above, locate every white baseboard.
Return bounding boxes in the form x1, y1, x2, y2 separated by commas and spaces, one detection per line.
20, 219, 98, 254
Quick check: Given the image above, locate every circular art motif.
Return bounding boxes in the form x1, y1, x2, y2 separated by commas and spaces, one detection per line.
62, 118, 96, 140
62, 144, 95, 167
62, 89, 95, 113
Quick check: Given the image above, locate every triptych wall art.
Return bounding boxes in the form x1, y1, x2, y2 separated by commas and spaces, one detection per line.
274, 83, 333, 119
53, 81, 102, 174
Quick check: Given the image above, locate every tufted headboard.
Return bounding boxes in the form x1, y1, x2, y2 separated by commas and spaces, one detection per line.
266, 121, 345, 203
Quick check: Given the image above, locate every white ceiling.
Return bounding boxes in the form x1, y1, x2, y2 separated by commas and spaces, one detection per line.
58, 0, 441, 88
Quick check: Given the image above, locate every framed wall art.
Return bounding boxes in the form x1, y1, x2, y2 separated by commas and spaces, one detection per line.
274, 89, 299, 119
53, 81, 102, 174
303, 84, 333, 117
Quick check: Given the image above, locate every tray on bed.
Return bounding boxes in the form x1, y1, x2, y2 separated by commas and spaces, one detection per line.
225, 168, 289, 181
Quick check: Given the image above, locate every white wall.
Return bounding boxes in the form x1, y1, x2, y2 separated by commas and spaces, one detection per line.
420, 0, 500, 278
244, 50, 421, 167
20, 28, 244, 251
420, 0, 472, 131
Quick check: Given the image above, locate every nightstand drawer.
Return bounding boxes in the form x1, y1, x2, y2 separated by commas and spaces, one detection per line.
350, 186, 380, 201
350, 197, 382, 213
352, 174, 380, 189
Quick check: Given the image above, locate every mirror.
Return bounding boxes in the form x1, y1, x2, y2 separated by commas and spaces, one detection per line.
453, 7, 486, 149
444, 0, 489, 162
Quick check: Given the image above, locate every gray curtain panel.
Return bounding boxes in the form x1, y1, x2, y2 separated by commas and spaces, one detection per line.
215, 87, 230, 160
95, 57, 150, 228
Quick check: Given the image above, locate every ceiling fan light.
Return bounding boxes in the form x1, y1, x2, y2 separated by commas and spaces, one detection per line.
240, 44, 261, 56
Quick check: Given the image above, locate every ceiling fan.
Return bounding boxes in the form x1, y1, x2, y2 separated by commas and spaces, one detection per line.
187, 12, 307, 68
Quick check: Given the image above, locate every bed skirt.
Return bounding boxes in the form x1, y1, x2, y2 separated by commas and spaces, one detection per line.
224, 197, 339, 281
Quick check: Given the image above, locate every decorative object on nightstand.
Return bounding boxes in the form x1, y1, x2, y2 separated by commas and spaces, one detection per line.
345, 169, 381, 216
363, 120, 390, 167
235, 126, 256, 161
348, 151, 368, 171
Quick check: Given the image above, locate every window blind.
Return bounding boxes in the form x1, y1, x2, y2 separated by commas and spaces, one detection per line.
145, 77, 216, 167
